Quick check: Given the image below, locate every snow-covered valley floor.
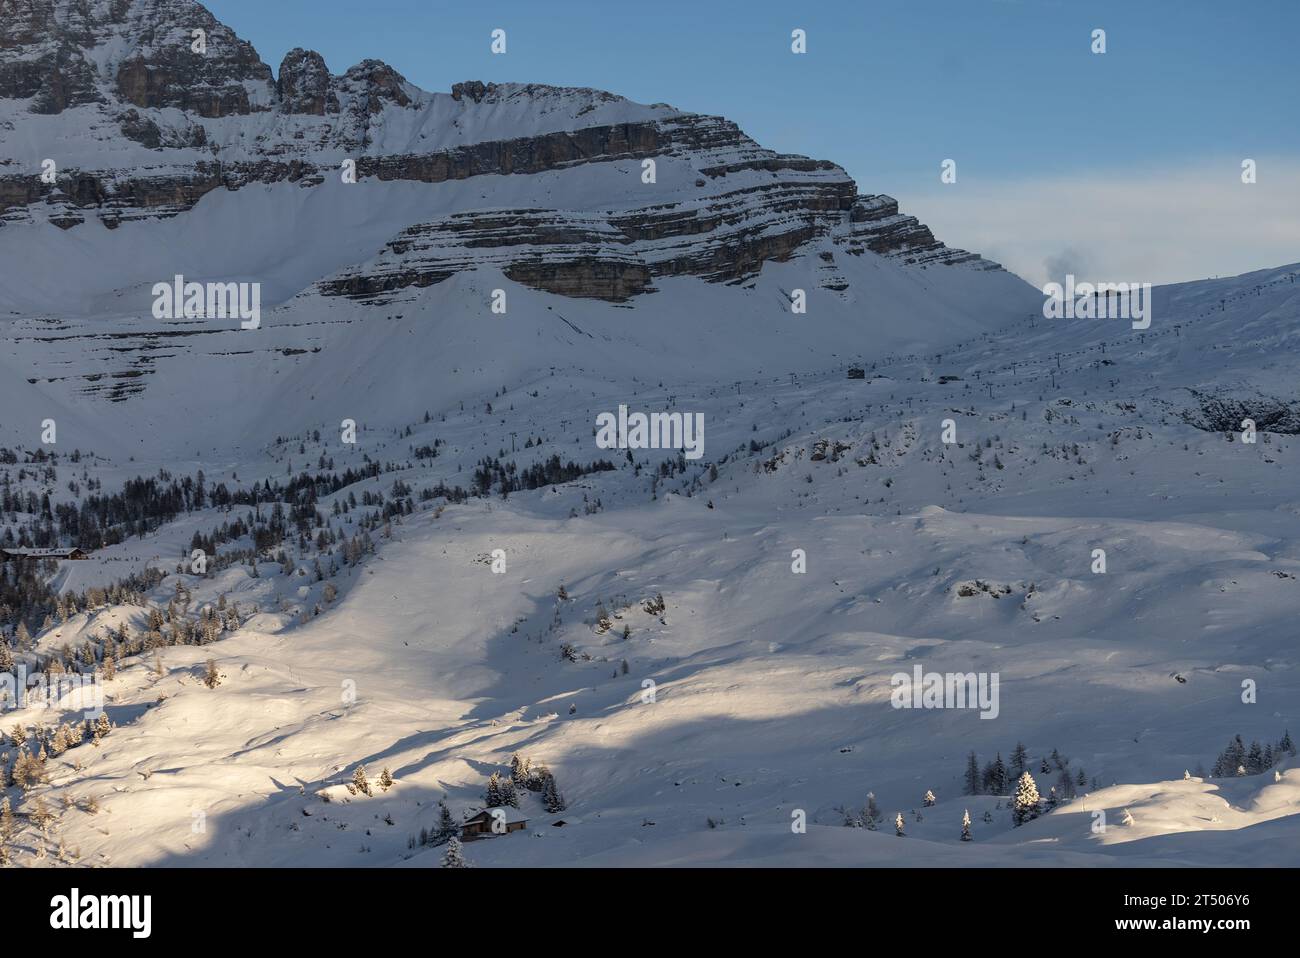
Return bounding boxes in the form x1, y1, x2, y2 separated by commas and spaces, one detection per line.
5, 263, 1299, 867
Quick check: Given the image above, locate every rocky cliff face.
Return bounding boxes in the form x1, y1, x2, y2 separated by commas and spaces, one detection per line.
0, 0, 1008, 301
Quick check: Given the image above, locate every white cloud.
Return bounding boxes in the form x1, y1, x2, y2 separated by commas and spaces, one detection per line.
898, 157, 1300, 288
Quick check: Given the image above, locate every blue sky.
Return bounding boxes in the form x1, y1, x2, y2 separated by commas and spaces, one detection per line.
206, 0, 1299, 285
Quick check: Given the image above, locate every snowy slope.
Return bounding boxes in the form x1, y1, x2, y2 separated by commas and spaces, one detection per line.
0, 0, 1297, 869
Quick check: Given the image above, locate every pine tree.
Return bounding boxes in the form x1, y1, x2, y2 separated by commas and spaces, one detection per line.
961, 808, 972, 842
509, 753, 529, 787
435, 799, 457, 844
441, 837, 469, 868
202, 658, 221, 689
378, 767, 394, 791
1246, 740, 1264, 774
1012, 772, 1041, 826
541, 771, 566, 813
1010, 742, 1028, 778
991, 753, 1008, 794
923, 789, 936, 807
485, 771, 504, 808
964, 751, 981, 795
1121, 808, 1135, 826
352, 763, 372, 797
0, 796, 13, 842
499, 775, 519, 808
1279, 729, 1296, 757
894, 813, 905, 836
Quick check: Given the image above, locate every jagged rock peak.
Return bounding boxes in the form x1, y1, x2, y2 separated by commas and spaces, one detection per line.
277, 48, 337, 115
0, 0, 275, 116
339, 58, 412, 112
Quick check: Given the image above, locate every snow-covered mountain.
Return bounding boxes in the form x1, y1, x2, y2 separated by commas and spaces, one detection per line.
0, 0, 1297, 870
0, 0, 1040, 457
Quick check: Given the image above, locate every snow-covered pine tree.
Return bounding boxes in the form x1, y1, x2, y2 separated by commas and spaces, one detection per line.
894, 813, 905, 836
435, 799, 457, 844
961, 809, 972, 842
441, 837, 470, 868
923, 789, 936, 807
378, 767, 394, 791
541, 771, 566, 813
1121, 808, 1135, 826
352, 763, 372, 797
1011, 772, 1041, 826
499, 775, 520, 808
509, 753, 530, 787
484, 771, 504, 807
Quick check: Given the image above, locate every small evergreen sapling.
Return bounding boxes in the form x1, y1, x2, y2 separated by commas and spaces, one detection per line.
441, 837, 470, 868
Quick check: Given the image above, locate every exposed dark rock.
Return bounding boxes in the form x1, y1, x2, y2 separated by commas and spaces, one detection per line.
277, 48, 338, 115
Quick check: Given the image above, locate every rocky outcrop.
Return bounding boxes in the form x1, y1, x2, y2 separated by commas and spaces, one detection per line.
340, 59, 411, 113
277, 48, 338, 115
316, 173, 854, 302
840, 195, 992, 268
0, 0, 276, 116
1175, 390, 1300, 434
